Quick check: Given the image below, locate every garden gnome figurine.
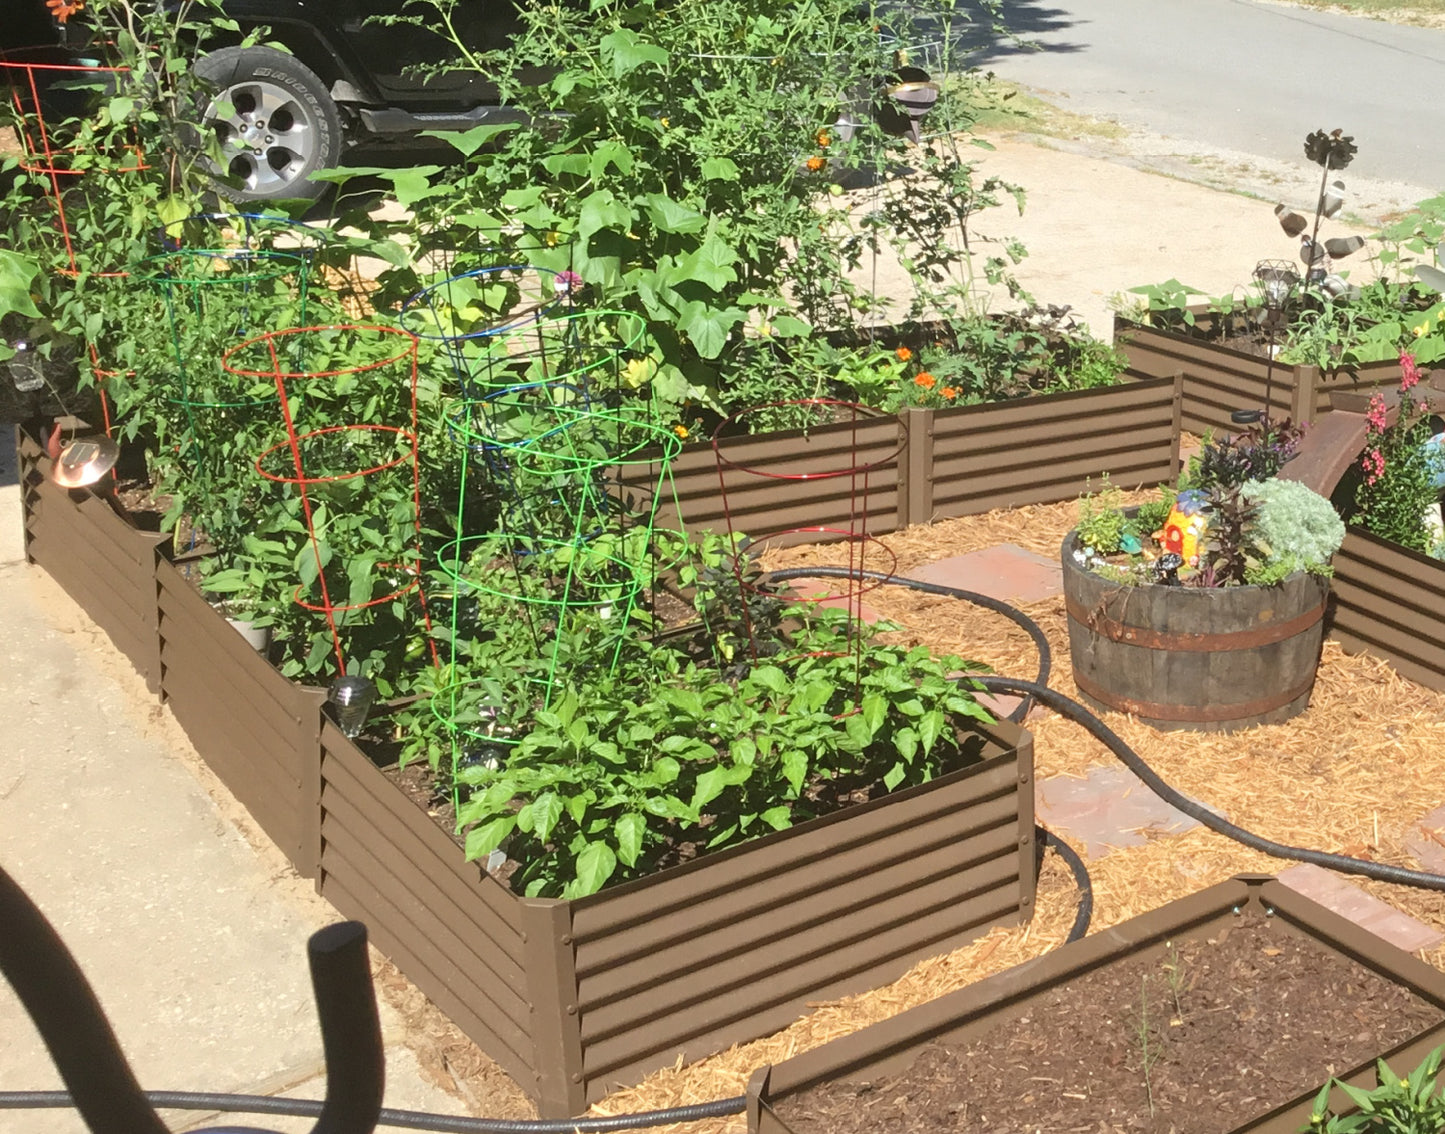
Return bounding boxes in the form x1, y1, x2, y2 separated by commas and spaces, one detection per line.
1159, 490, 1209, 567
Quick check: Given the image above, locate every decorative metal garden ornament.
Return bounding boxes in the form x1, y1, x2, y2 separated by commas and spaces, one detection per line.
327, 675, 377, 740
1254, 259, 1300, 418
50, 435, 119, 489
1274, 129, 1363, 292
876, 67, 940, 143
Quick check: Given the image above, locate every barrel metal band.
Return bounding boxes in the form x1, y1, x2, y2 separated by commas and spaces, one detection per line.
1074, 670, 1318, 723
1065, 597, 1325, 653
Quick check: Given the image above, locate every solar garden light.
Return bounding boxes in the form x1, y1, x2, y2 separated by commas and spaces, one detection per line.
328, 675, 377, 740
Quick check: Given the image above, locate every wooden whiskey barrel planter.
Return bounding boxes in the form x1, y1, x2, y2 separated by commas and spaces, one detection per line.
1060, 531, 1329, 732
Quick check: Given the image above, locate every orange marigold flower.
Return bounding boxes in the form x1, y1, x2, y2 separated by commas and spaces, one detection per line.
46, 0, 83, 21
816, 130, 832, 148
673, 424, 689, 439
941, 386, 958, 400
914, 372, 936, 390
895, 346, 912, 362
806, 156, 826, 172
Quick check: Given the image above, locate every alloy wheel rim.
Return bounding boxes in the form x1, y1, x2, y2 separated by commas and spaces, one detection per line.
206, 78, 317, 195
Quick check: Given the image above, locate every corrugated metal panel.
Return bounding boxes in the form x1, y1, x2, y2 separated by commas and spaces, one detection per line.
1330, 528, 1445, 691
315, 731, 536, 1088
626, 381, 1177, 541
566, 733, 1029, 1098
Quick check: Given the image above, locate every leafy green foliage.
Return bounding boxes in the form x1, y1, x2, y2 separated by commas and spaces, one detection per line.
440, 556, 992, 899
1076, 477, 1132, 554
1352, 393, 1444, 554
1307, 1046, 1445, 1134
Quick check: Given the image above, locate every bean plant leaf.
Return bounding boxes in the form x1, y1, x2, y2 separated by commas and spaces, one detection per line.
419, 123, 519, 157
0, 250, 41, 320
599, 28, 669, 77
614, 812, 645, 867
780, 749, 808, 794
644, 193, 707, 234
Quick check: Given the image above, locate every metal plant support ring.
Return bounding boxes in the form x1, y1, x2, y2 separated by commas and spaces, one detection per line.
222, 324, 436, 674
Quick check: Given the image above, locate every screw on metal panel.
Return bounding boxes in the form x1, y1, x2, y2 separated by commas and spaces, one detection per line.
1021, 896, 1032, 906
1232, 906, 1242, 915
560, 934, 573, 945
571, 1074, 583, 1084
1264, 906, 1276, 917
1019, 773, 1030, 784
1020, 835, 1031, 846
566, 1004, 577, 1015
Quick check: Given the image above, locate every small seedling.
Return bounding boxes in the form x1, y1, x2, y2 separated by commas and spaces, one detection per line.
1161, 940, 1186, 1027
1133, 974, 1164, 1116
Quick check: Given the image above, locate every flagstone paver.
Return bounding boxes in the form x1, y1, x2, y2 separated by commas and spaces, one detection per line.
1406, 804, 1445, 875
904, 543, 1063, 604
1035, 764, 1219, 860
1277, 863, 1445, 953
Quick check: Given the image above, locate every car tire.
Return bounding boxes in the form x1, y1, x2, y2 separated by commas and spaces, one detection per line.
193, 46, 343, 203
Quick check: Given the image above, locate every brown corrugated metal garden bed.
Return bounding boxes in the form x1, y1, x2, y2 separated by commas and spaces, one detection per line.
744, 875, 1445, 1134
15, 424, 1038, 1116
1115, 312, 1402, 435
1330, 525, 1445, 693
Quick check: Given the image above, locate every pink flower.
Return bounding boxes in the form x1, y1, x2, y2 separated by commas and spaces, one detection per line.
1366, 392, 1388, 432
1362, 447, 1386, 486
554, 270, 584, 296
1400, 350, 1421, 391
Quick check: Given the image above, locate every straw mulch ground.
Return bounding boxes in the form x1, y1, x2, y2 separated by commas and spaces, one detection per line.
580, 493, 1445, 1132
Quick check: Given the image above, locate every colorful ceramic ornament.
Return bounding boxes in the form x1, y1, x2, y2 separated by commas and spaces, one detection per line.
1159, 489, 1209, 566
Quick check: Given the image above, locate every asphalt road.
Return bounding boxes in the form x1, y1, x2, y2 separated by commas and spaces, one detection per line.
956, 0, 1445, 192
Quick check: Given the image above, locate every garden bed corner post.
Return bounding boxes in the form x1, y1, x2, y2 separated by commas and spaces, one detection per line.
897, 406, 932, 529
520, 899, 588, 1116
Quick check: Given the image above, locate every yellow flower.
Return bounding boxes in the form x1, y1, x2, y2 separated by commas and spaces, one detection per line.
1414, 323, 1429, 338
673, 424, 689, 439
759, 322, 775, 336
660, 116, 670, 128
622, 357, 655, 389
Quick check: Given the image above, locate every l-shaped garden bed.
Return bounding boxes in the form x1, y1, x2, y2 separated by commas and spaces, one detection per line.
745, 874, 1445, 1134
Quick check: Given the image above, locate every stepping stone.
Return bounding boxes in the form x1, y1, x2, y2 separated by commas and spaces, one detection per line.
1277, 863, 1444, 953
1405, 804, 1445, 874
1035, 764, 1216, 860
905, 544, 1062, 604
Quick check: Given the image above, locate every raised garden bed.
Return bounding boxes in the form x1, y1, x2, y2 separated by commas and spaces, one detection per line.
1115, 312, 1403, 435
1329, 524, 1445, 693
643, 373, 1181, 542
745, 874, 1445, 1134
15, 425, 1037, 1116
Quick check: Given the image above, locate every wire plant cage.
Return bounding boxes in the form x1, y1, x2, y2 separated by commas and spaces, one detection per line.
413, 290, 688, 790
711, 399, 905, 693
0, 48, 145, 277
223, 324, 437, 679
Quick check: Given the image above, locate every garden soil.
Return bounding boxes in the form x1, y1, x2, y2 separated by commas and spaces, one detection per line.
6, 123, 1444, 1128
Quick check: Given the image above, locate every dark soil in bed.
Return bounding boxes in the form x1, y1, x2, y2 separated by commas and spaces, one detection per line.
776, 915, 1444, 1134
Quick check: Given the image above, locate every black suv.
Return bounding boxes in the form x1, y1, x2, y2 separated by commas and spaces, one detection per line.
6, 0, 526, 202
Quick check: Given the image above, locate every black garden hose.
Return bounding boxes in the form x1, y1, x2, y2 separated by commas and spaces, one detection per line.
0, 1090, 748, 1132
979, 675, 1445, 892
763, 565, 1053, 723
768, 562, 1445, 891
1037, 824, 1094, 942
